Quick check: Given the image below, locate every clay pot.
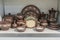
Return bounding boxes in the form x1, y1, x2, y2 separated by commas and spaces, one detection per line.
34, 24, 45, 32
16, 13, 24, 20
16, 23, 26, 32
39, 19, 48, 27
1, 21, 11, 30
17, 20, 25, 25
48, 18, 56, 22
3, 13, 13, 23
3, 17, 13, 23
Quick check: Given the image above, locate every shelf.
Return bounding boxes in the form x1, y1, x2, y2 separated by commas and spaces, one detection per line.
0, 28, 60, 34
0, 28, 60, 37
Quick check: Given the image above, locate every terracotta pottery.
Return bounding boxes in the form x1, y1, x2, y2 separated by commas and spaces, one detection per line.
17, 20, 25, 25
39, 19, 48, 27
1, 21, 11, 30
34, 22, 45, 32
16, 23, 26, 32
16, 13, 24, 20
3, 13, 13, 23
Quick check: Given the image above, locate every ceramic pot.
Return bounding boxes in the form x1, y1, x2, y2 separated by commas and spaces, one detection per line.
16, 24, 26, 32
17, 20, 25, 25
34, 24, 45, 32
39, 19, 48, 27
3, 13, 13, 23
1, 21, 11, 30
16, 13, 24, 20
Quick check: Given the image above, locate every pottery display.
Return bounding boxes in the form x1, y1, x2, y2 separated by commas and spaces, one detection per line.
0, 5, 59, 32
17, 20, 25, 25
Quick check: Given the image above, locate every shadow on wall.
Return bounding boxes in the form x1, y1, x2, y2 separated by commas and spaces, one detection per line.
58, 11, 60, 23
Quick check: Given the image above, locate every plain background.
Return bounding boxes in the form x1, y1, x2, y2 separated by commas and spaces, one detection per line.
0, 0, 58, 15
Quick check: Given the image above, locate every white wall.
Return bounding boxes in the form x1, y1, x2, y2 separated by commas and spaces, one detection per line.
58, 0, 60, 23
0, 0, 3, 16
59, 0, 60, 11
4, 0, 57, 14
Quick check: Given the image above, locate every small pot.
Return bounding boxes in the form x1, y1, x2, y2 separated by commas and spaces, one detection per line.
41, 23, 48, 27
3, 13, 13, 23
34, 22, 45, 32
16, 13, 24, 20
16, 24, 26, 32
1, 21, 11, 30
34, 23, 45, 32
16, 20, 26, 32
17, 20, 25, 25
39, 19, 48, 27
48, 18, 56, 22
3, 17, 13, 23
